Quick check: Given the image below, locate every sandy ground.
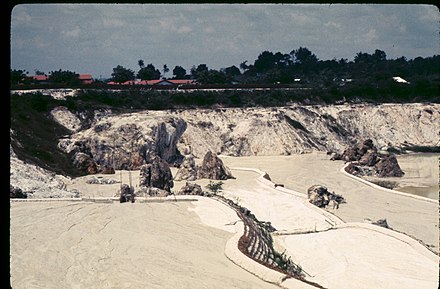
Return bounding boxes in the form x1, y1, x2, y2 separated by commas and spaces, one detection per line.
221, 152, 439, 253
10, 200, 279, 289
219, 153, 439, 289
10, 152, 439, 289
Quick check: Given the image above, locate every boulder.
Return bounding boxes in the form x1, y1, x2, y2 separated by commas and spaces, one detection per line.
339, 139, 404, 178
177, 182, 204, 196
139, 156, 174, 192
307, 185, 345, 208
197, 150, 234, 180
174, 154, 197, 181
374, 155, 404, 177
99, 164, 115, 174
372, 218, 390, 229
10, 185, 28, 199
72, 152, 98, 175
358, 150, 379, 166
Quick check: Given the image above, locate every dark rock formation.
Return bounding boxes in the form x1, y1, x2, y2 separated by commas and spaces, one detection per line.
177, 182, 204, 196
10, 185, 28, 199
358, 150, 379, 166
139, 156, 174, 192
98, 164, 115, 174
374, 155, 404, 177
72, 152, 98, 175
336, 139, 404, 178
307, 185, 345, 209
197, 150, 234, 180
372, 218, 390, 229
174, 154, 197, 181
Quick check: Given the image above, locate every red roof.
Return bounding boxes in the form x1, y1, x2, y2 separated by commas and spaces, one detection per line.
79, 74, 93, 80
106, 79, 194, 85
168, 79, 194, 85
32, 75, 48, 81
146, 79, 165, 85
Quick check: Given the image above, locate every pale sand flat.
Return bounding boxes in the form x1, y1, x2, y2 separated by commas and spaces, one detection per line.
221, 152, 439, 253
10, 201, 279, 289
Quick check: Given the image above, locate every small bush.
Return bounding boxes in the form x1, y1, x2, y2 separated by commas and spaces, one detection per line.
206, 180, 224, 194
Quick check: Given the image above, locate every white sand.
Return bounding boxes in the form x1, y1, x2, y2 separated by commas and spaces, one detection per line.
221, 152, 439, 253
10, 201, 279, 289
218, 153, 439, 289
10, 152, 439, 289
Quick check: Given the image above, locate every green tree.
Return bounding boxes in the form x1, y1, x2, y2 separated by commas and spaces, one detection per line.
10, 69, 28, 84
223, 65, 241, 77
197, 69, 229, 84
291, 47, 318, 65
138, 59, 145, 69
48, 69, 80, 85
137, 64, 161, 80
172, 65, 187, 79
162, 64, 169, 78
111, 65, 135, 83
191, 64, 208, 79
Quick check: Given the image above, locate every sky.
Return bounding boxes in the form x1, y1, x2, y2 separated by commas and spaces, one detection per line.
10, 3, 439, 79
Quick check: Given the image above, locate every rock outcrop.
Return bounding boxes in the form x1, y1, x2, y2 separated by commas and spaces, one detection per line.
59, 111, 187, 171
10, 185, 28, 199
197, 151, 234, 180
307, 185, 345, 209
174, 154, 197, 181
72, 152, 99, 175
336, 139, 404, 178
374, 155, 404, 177
139, 156, 174, 192
177, 182, 204, 196
50, 106, 82, 133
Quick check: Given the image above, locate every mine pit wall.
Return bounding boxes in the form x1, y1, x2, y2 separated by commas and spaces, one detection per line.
49, 102, 439, 175
175, 103, 439, 158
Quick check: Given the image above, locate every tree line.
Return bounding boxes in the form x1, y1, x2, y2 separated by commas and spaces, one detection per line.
11, 47, 439, 94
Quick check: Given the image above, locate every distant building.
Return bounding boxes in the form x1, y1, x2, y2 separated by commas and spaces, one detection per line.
29, 73, 93, 85
79, 74, 93, 84
107, 79, 194, 86
31, 75, 49, 84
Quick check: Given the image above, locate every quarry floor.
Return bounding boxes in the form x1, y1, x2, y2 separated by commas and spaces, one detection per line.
10, 152, 439, 289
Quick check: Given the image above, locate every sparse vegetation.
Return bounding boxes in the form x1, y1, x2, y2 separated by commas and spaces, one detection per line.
206, 180, 224, 194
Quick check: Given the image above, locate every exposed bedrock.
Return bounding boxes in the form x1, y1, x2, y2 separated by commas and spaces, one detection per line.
175, 103, 439, 157
58, 111, 187, 171
139, 155, 174, 192
51, 104, 438, 173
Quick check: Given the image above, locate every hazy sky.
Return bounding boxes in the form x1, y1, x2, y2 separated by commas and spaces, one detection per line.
10, 3, 439, 79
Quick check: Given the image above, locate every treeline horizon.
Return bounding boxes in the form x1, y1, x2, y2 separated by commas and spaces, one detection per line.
11, 47, 440, 86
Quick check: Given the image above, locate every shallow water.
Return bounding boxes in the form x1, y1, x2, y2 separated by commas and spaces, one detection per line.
395, 184, 438, 200
394, 153, 439, 200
